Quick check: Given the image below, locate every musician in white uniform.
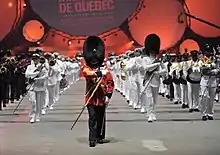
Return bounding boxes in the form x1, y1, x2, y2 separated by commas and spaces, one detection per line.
179, 52, 189, 108
186, 50, 201, 113
137, 34, 167, 122
47, 57, 60, 110
200, 46, 219, 120
125, 50, 141, 108
54, 53, 63, 101
25, 54, 48, 123
170, 54, 182, 104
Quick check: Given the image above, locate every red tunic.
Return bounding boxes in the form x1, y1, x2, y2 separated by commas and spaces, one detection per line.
82, 65, 114, 106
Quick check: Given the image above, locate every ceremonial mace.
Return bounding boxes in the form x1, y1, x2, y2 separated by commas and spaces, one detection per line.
70, 77, 103, 130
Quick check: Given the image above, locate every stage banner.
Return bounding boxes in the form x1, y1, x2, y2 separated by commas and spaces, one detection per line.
30, 0, 140, 36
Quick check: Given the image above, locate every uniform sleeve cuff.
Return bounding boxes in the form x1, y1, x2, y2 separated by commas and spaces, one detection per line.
106, 93, 113, 99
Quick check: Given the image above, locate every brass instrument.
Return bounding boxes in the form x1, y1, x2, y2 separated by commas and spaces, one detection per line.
120, 61, 126, 81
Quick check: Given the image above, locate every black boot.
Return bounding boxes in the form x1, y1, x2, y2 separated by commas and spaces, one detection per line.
97, 139, 104, 144
207, 116, 213, 120
202, 116, 207, 121
181, 104, 186, 109
89, 141, 96, 147
174, 101, 178, 104
193, 108, 200, 112
189, 108, 193, 113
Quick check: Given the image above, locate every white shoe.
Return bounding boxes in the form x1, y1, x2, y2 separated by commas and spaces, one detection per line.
141, 108, 146, 113
36, 118, 40, 122
137, 105, 141, 109
128, 102, 133, 107
152, 114, 157, 121
50, 106, 54, 110
30, 118, 35, 123
133, 105, 138, 109
148, 116, 153, 123
42, 109, 46, 115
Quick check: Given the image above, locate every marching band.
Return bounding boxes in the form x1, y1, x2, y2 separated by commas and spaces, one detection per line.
107, 43, 220, 122
1, 35, 220, 148
0, 49, 81, 123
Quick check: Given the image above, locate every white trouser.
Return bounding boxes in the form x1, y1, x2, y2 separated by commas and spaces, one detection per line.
141, 86, 159, 116
44, 88, 49, 108
200, 86, 216, 117
159, 78, 166, 94
165, 85, 170, 96
47, 85, 56, 107
181, 84, 188, 105
173, 83, 181, 102
188, 83, 200, 109
115, 75, 120, 90
132, 80, 141, 108
67, 74, 73, 85
55, 81, 61, 99
28, 91, 36, 118
32, 91, 45, 119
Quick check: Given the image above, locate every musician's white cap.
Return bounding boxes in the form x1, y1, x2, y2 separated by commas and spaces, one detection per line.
32, 53, 40, 58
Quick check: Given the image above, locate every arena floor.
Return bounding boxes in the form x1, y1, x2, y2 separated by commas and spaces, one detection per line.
1, 80, 220, 155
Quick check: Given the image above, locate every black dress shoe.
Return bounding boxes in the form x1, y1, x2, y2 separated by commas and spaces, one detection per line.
174, 101, 179, 104
189, 109, 193, 113
207, 116, 213, 120
166, 95, 170, 99
158, 93, 162, 95
89, 141, 96, 147
181, 104, 186, 109
185, 104, 189, 108
97, 139, 104, 144
202, 116, 207, 121
194, 108, 200, 112
161, 93, 165, 97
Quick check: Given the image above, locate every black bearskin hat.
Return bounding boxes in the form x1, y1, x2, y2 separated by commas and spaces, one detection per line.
83, 36, 105, 69
144, 34, 161, 55
203, 44, 214, 57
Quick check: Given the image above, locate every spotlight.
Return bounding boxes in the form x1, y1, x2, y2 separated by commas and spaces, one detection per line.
68, 40, 72, 45
37, 41, 40, 45
23, 3, 27, 8
8, 2, 13, 7
131, 41, 134, 44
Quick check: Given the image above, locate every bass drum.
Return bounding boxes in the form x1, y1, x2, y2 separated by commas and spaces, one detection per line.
179, 77, 187, 85
186, 72, 201, 84
173, 77, 180, 85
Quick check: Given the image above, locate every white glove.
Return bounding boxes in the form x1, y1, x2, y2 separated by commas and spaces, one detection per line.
101, 69, 108, 75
